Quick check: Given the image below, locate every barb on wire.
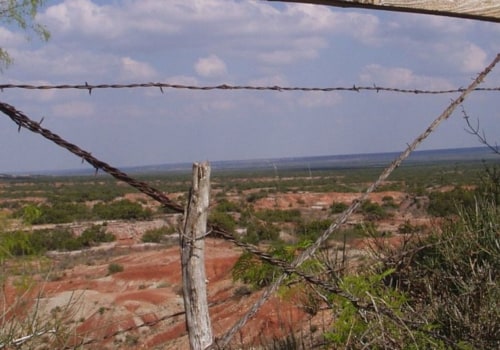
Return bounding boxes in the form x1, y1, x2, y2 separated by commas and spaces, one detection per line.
211, 53, 500, 349
0, 101, 184, 214
0, 82, 499, 94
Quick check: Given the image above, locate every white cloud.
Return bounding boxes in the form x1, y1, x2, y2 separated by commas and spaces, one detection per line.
453, 43, 488, 73
428, 42, 489, 74
120, 57, 156, 81
0, 28, 24, 48
359, 64, 455, 90
257, 36, 327, 64
194, 54, 227, 78
41, 0, 122, 38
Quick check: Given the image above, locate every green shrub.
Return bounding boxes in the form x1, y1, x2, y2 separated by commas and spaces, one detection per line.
209, 211, 237, 232
295, 219, 331, 240
243, 221, 280, 244
255, 209, 301, 223
232, 244, 297, 289
27, 202, 90, 224
92, 199, 152, 220
360, 200, 388, 220
427, 187, 475, 217
396, 199, 500, 348
141, 227, 171, 243
78, 225, 115, 247
215, 198, 240, 213
107, 263, 124, 275
331, 201, 348, 214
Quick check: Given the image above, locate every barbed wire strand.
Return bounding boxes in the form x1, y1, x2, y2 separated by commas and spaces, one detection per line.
1, 52, 499, 348
0, 97, 428, 349
0, 102, 184, 214
211, 52, 500, 349
0, 102, 418, 350
0, 82, 499, 94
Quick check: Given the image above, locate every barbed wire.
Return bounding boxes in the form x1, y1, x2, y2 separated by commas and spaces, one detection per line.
0, 96, 426, 348
0, 101, 184, 214
211, 52, 500, 349
1, 52, 499, 348
1, 82, 500, 95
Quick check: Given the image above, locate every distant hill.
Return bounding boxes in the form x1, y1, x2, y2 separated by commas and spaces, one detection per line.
4, 146, 498, 177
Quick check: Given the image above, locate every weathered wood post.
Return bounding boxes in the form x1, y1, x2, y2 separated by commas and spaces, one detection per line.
181, 162, 213, 349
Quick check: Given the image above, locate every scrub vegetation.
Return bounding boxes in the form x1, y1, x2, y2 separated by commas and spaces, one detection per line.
0, 158, 498, 348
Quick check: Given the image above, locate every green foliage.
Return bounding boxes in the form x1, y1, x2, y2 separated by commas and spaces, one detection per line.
323, 269, 437, 349
427, 187, 476, 217
24, 202, 90, 224
397, 220, 423, 234
295, 219, 331, 240
141, 226, 172, 243
246, 190, 268, 203
78, 225, 115, 247
243, 220, 280, 244
20, 204, 42, 224
214, 198, 240, 212
0, 0, 50, 71
108, 263, 124, 275
395, 199, 500, 349
330, 201, 348, 214
232, 243, 307, 289
0, 230, 34, 261
209, 211, 237, 232
476, 163, 500, 204
255, 209, 301, 223
360, 200, 388, 220
4, 225, 115, 255
92, 199, 152, 220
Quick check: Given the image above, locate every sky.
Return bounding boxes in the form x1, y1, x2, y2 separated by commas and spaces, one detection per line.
0, 0, 499, 174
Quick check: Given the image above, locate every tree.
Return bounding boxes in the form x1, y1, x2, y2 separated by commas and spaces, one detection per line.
0, 0, 50, 71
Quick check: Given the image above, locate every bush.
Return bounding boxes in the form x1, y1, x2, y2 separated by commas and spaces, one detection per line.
243, 220, 280, 244
27, 202, 90, 224
254, 209, 301, 223
295, 219, 331, 240
427, 187, 475, 217
382, 198, 500, 349
92, 199, 152, 220
360, 200, 388, 220
107, 263, 124, 275
141, 227, 171, 243
232, 244, 297, 289
78, 225, 115, 247
209, 211, 237, 232
331, 201, 348, 214
215, 198, 240, 212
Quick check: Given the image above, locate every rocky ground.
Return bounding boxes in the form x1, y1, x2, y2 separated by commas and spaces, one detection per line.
1, 190, 430, 349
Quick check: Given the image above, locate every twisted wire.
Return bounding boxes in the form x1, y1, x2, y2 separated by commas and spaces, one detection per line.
0, 101, 184, 213
1, 82, 499, 94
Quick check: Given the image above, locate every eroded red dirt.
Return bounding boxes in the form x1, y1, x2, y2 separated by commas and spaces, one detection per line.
2, 190, 428, 349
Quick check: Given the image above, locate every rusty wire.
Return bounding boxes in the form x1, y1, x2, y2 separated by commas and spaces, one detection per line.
0, 82, 499, 95
212, 52, 500, 349
1, 53, 500, 349
0, 101, 184, 213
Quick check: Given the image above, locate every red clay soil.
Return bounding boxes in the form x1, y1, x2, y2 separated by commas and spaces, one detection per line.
1, 190, 428, 349
2, 238, 327, 349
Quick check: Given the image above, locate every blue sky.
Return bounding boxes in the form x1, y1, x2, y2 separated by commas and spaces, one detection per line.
0, 0, 499, 173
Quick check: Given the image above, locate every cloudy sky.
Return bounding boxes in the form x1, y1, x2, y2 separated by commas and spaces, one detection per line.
0, 0, 499, 173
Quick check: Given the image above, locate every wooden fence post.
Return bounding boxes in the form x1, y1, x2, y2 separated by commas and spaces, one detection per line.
181, 162, 213, 349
